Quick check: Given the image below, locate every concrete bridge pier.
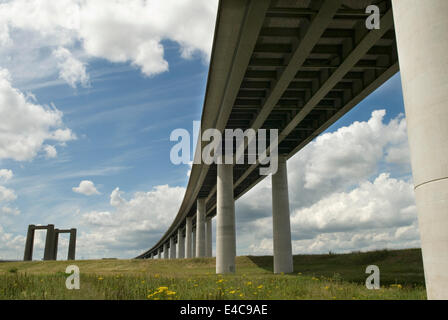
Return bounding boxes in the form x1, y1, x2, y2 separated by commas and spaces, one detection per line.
185, 217, 193, 258
271, 156, 293, 274
23, 225, 35, 261
206, 218, 212, 257
216, 163, 236, 274
163, 243, 169, 259
392, 0, 448, 300
53, 230, 59, 260
157, 249, 161, 259
196, 199, 206, 257
68, 228, 77, 260
192, 228, 196, 257
177, 228, 185, 259
170, 237, 176, 259
43, 224, 55, 261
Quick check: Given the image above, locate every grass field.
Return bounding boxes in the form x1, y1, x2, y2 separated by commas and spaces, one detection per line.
0, 248, 426, 300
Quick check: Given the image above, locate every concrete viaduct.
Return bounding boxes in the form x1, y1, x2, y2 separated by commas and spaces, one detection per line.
136, 0, 448, 299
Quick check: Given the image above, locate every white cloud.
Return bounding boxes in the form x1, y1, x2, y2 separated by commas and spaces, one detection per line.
43, 145, 57, 158
0, 168, 20, 216
77, 184, 185, 258
290, 173, 416, 235
235, 110, 418, 256
0, 0, 218, 84
0, 225, 26, 259
72, 180, 100, 196
0, 68, 76, 161
0, 185, 16, 202
0, 206, 20, 215
0, 169, 13, 182
53, 47, 90, 88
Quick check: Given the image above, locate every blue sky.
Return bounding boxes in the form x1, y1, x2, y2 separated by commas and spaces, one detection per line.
0, 1, 420, 260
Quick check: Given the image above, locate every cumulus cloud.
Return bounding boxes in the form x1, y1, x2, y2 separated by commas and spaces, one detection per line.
78, 184, 185, 258
0, 225, 26, 259
53, 47, 90, 88
0, 185, 16, 202
43, 145, 57, 158
0, 0, 218, 83
0, 169, 20, 216
290, 173, 416, 236
235, 110, 418, 256
0, 206, 20, 215
72, 180, 100, 196
0, 169, 13, 182
0, 68, 76, 161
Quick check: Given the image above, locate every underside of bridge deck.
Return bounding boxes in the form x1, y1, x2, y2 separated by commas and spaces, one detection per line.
138, 0, 398, 257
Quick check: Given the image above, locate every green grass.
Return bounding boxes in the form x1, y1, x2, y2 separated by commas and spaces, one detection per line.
0, 248, 426, 300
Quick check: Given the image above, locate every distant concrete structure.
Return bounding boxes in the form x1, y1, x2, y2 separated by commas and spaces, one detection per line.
23, 224, 77, 261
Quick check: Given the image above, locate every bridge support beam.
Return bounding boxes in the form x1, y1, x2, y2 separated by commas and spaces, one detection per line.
392, 0, 448, 300
177, 229, 185, 259
68, 228, 76, 260
185, 217, 193, 258
163, 243, 169, 259
216, 164, 236, 274
192, 228, 196, 258
196, 199, 206, 257
271, 156, 293, 274
53, 230, 59, 260
170, 237, 176, 259
206, 218, 212, 257
23, 225, 35, 261
157, 249, 161, 259
43, 224, 56, 261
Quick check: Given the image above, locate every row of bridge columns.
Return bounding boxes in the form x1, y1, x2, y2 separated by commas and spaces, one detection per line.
147, 0, 448, 298
151, 156, 293, 275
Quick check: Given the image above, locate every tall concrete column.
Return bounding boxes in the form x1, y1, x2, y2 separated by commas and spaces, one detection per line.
43, 224, 55, 261
68, 228, 76, 260
192, 228, 196, 258
163, 243, 169, 259
158, 249, 162, 259
271, 156, 293, 274
23, 225, 35, 261
177, 229, 185, 259
53, 230, 59, 260
196, 199, 206, 257
185, 217, 193, 258
170, 237, 176, 259
206, 218, 212, 257
392, 0, 448, 299
216, 163, 236, 274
